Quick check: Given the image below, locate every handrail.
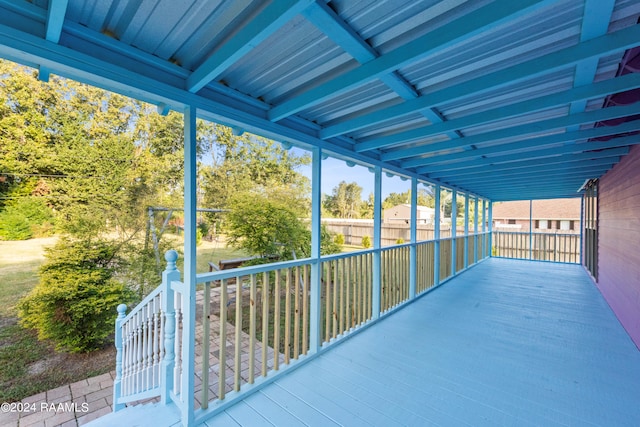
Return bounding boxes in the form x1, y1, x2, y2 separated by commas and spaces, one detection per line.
120, 284, 163, 325
196, 256, 317, 284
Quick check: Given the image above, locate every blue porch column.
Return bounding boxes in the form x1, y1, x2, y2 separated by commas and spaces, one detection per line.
434, 184, 441, 286
180, 105, 197, 426
309, 147, 322, 353
409, 177, 418, 299
474, 196, 479, 263
488, 201, 493, 257
451, 189, 457, 276
372, 166, 382, 319
482, 199, 487, 258
529, 199, 533, 260
464, 194, 470, 268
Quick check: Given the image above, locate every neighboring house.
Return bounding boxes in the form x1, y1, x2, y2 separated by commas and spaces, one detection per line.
492, 198, 581, 233
383, 204, 434, 224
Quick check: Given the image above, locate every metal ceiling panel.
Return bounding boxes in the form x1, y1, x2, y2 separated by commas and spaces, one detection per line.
0, 0, 639, 201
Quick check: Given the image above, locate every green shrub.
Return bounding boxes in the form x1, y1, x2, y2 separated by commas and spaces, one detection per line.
0, 198, 55, 240
334, 233, 345, 245
361, 235, 371, 248
321, 225, 341, 255
0, 209, 32, 240
396, 238, 405, 244
195, 227, 203, 246
17, 238, 136, 353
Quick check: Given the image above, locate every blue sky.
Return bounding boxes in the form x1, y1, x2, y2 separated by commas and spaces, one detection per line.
299, 155, 413, 199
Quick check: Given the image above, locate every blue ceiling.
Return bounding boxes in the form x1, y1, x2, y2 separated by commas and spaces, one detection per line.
0, 0, 639, 201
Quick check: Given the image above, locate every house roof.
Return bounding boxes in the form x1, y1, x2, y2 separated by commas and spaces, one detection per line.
492, 198, 582, 220
0, 1, 639, 201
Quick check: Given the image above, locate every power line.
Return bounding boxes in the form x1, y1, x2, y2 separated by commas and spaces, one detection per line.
1, 172, 104, 179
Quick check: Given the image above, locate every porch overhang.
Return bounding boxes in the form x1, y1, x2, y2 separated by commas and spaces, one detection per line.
0, 0, 639, 201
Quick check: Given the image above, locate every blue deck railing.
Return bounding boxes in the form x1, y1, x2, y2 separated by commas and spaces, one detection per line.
493, 231, 580, 263
114, 231, 491, 425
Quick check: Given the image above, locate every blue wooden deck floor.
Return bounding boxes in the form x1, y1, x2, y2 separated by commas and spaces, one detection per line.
201, 258, 640, 427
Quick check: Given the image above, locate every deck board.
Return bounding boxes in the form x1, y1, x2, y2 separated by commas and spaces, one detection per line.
200, 259, 640, 426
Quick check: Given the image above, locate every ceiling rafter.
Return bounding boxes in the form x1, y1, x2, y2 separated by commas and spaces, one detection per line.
429, 148, 629, 180
424, 145, 632, 175
417, 133, 640, 176
268, 0, 554, 122
408, 119, 640, 170
354, 72, 640, 153
301, 1, 461, 142
186, 0, 315, 93
389, 101, 640, 163
451, 162, 617, 185
466, 176, 605, 191
565, 0, 616, 133
323, 24, 640, 140
39, 0, 68, 82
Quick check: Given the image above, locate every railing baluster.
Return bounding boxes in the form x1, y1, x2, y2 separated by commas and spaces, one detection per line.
302, 264, 309, 355
274, 269, 281, 371
219, 279, 227, 400
358, 254, 364, 325
173, 291, 182, 397
293, 267, 300, 359
249, 274, 256, 383
324, 262, 330, 343
339, 258, 345, 334
201, 282, 210, 409
284, 268, 291, 365
234, 276, 242, 392
261, 272, 269, 377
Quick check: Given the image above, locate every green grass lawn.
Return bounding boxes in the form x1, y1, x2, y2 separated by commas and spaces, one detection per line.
0, 261, 43, 319
0, 235, 248, 402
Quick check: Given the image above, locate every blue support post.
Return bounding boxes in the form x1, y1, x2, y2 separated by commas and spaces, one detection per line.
160, 250, 179, 405
434, 184, 441, 286
181, 106, 197, 426
113, 304, 127, 412
409, 177, 418, 299
464, 194, 469, 268
451, 189, 457, 276
474, 197, 479, 263
372, 166, 382, 319
309, 147, 322, 353
482, 199, 487, 258
579, 195, 585, 265
529, 199, 533, 260
488, 201, 493, 257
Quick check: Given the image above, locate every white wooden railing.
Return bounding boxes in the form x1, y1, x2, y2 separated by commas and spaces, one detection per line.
114, 250, 184, 409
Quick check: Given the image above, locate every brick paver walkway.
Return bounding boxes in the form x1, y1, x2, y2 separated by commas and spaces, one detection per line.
0, 372, 116, 427
1, 285, 282, 427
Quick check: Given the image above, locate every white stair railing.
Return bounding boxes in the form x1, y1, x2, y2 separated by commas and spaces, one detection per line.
114, 250, 182, 410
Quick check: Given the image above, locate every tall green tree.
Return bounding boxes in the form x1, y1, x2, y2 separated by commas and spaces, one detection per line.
201, 126, 310, 213
382, 189, 434, 209
324, 181, 363, 218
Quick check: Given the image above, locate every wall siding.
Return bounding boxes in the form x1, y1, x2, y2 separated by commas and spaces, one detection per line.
597, 144, 640, 348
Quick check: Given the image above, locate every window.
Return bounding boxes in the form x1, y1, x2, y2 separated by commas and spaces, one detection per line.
560, 220, 570, 231
538, 220, 548, 230
508, 219, 516, 225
